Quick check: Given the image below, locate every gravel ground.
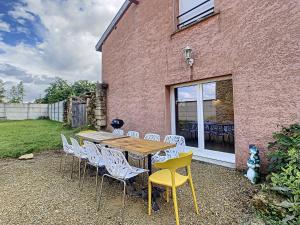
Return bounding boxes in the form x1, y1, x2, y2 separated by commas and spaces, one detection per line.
0, 151, 258, 225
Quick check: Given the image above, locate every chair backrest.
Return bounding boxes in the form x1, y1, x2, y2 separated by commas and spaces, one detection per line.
144, 133, 160, 142
164, 135, 186, 146
154, 152, 193, 171
163, 135, 187, 158
61, 134, 71, 150
70, 137, 86, 155
100, 146, 134, 179
112, 129, 124, 136
127, 131, 139, 138
83, 141, 104, 166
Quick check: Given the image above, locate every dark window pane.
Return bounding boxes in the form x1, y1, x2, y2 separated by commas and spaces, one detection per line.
175, 85, 198, 147
203, 80, 235, 153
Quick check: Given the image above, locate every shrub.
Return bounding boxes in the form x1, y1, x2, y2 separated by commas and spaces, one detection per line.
267, 124, 300, 173
256, 124, 300, 224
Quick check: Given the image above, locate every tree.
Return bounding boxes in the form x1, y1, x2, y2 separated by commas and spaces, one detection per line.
72, 80, 96, 96
8, 81, 25, 103
17, 81, 25, 102
43, 78, 73, 103
40, 78, 96, 104
0, 79, 5, 103
9, 86, 19, 103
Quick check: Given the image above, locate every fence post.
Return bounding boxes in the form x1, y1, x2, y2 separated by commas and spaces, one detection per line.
27, 103, 29, 120
58, 101, 60, 122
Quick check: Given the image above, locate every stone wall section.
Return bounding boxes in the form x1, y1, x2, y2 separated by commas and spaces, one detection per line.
94, 83, 108, 130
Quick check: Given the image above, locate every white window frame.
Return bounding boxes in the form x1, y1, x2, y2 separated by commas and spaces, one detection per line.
170, 78, 235, 165
178, 0, 215, 29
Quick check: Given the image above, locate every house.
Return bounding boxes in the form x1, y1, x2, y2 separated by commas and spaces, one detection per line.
95, 0, 300, 170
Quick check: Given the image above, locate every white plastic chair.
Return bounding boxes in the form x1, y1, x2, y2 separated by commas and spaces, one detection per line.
97, 146, 148, 223
112, 129, 124, 136
81, 141, 105, 197
127, 131, 144, 162
152, 135, 187, 163
60, 134, 74, 174
144, 133, 160, 142
127, 131, 139, 138
70, 137, 88, 186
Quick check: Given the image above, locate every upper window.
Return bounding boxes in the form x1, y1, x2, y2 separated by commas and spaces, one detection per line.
178, 0, 214, 29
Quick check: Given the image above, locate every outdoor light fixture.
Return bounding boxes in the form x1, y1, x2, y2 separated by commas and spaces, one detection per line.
183, 46, 194, 67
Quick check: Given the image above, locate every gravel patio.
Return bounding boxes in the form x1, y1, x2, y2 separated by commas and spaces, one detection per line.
0, 151, 259, 225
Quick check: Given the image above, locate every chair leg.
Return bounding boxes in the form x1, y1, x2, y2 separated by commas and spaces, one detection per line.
61, 154, 67, 177
80, 160, 87, 190
189, 178, 199, 214
95, 167, 99, 199
148, 180, 152, 216
97, 175, 106, 211
121, 180, 126, 224
59, 153, 63, 172
165, 186, 170, 203
78, 158, 81, 187
70, 156, 75, 179
172, 186, 180, 225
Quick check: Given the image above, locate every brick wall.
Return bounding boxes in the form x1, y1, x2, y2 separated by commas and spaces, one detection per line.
101, 0, 300, 171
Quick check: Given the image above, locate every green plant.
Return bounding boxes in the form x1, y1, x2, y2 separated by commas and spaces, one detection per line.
267, 124, 300, 173
255, 124, 300, 225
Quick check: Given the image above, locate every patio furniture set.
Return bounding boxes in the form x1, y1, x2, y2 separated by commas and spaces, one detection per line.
181, 121, 234, 143
59, 130, 199, 225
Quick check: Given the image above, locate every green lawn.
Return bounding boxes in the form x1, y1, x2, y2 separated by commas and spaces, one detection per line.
0, 120, 88, 158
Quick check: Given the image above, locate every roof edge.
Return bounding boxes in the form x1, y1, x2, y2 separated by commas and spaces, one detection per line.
95, 0, 132, 52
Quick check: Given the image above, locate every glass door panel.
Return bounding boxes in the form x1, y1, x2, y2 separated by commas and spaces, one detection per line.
202, 80, 235, 153
175, 85, 198, 147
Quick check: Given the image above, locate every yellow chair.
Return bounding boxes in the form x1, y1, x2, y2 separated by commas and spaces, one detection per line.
148, 152, 199, 225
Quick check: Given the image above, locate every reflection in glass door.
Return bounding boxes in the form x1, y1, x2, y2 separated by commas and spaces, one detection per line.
173, 79, 235, 155
175, 85, 198, 147
203, 80, 235, 153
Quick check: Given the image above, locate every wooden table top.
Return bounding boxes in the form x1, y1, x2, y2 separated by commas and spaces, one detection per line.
76, 131, 126, 143
102, 137, 176, 155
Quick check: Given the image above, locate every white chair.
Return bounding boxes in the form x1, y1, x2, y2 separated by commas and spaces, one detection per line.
127, 131, 144, 163
112, 129, 124, 136
144, 133, 160, 142
81, 141, 105, 198
152, 135, 187, 163
97, 146, 148, 223
70, 137, 88, 186
60, 134, 74, 176
127, 131, 139, 138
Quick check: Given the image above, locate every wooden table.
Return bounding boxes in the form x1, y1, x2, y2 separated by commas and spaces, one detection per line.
76, 131, 127, 143
102, 137, 176, 175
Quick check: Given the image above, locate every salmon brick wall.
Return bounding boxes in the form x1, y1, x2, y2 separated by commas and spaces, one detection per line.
101, 0, 300, 171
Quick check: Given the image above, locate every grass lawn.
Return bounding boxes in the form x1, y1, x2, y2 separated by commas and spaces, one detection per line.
0, 119, 88, 158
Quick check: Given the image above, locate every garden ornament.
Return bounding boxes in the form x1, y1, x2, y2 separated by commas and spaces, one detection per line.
245, 144, 260, 184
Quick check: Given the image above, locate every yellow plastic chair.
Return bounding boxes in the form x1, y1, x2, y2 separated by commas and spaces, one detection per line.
148, 152, 199, 225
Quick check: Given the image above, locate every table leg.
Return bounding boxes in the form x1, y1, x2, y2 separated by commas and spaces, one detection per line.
125, 151, 129, 161
147, 154, 152, 175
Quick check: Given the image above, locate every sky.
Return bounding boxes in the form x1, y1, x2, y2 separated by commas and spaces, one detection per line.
0, 0, 124, 102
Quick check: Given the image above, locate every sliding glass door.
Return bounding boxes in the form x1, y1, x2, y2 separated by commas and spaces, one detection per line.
173, 79, 235, 161
175, 85, 198, 147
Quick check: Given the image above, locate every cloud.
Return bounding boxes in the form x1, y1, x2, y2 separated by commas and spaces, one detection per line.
15, 26, 30, 35
0, 20, 10, 32
0, 63, 56, 84
8, 3, 35, 21
0, 0, 124, 102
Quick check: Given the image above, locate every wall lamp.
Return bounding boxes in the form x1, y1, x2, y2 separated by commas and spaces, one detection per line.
183, 46, 194, 67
